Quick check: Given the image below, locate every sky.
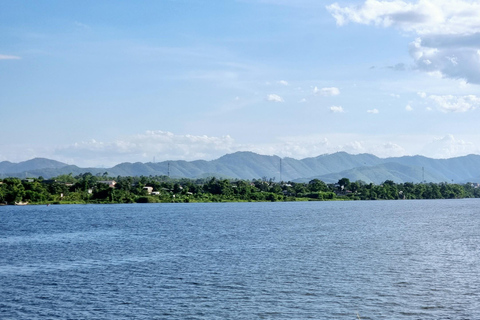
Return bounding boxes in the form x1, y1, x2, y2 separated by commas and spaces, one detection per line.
2, 0, 480, 167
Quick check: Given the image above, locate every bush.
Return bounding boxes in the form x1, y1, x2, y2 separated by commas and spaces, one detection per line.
136, 196, 158, 203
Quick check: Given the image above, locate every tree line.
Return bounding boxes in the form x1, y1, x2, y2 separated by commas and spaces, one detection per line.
1, 173, 479, 205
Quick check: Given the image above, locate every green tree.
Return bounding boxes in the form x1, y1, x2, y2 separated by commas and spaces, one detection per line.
308, 179, 328, 192
2, 178, 25, 204
337, 178, 351, 192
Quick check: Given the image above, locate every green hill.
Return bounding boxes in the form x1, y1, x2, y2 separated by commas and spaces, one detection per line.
2, 152, 480, 184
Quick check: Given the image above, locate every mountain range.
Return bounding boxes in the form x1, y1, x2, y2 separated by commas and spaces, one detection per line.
1, 151, 480, 184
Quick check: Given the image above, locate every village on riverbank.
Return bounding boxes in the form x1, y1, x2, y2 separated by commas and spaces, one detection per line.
1, 173, 479, 205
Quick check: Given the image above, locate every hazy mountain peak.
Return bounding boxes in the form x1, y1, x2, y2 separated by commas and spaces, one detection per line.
1, 152, 480, 184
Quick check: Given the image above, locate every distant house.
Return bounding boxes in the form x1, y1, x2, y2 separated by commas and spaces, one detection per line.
143, 186, 153, 194
98, 180, 116, 188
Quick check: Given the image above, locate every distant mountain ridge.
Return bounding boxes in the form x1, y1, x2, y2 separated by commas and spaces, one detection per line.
0, 158, 69, 175
1, 152, 480, 184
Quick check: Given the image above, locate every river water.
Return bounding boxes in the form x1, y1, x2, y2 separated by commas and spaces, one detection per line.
1, 200, 479, 319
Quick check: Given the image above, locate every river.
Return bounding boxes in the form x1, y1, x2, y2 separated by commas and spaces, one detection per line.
1, 199, 479, 319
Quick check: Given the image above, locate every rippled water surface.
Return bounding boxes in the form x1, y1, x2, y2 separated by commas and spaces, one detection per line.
1, 200, 480, 319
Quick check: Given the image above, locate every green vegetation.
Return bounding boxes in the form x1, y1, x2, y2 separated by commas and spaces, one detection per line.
1, 174, 479, 205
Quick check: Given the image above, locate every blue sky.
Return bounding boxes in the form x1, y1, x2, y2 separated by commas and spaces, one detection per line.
2, 0, 480, 167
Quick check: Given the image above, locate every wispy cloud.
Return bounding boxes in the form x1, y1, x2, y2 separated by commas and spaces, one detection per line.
367, 108, 379, 114
0, 54, 21, 60
387, 63, 406, 71
313, 86, 340, 96
74, 21, 91, 30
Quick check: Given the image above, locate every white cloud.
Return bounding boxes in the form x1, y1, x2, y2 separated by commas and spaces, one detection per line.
405, 104, 413, 111
340, 141, 406, 158
421, 134, 477, 158
367, 108, 379, 114
327, 0, 480, 83
342, 141, 366, 154
313, 86, 340, 96
417, 91, 427, 98
277, 80, 289, 86
74, 21, 91, 30
0, 54, 21, 60
377, 142, 407, 157
327, 0, 480, 35
298, 98, 307, 103
14, 130, 479, 167
421, 94, 480, 112
54, 131, 237, 167
266, 94, 284, 102
431, 94, 480, 112
248, 136, 331, 160
447, 56, 459, 66
330, 105, 344, 113
409, 36, 480, 84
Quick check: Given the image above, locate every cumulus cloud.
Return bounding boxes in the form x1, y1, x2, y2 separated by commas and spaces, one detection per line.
313, 86, 340, 96
0, 54, 20, 60
417, 91, 427, 98
409, 36, 480, 83
327, 0, 480, 83
377, 142, 407, 157
421, 134, 477, 158
266, 94, 284, 102
55, 131, 237, 167
327, 0, 480, 35
405, 104, 413, 111
430, 94, 480, 112
343, 141, 406, 158
277, 80, 289, 86
249, 136, 331, 160
367, 108, 379, 114
330, 106, 344, 113
14, 129, 480, 167
342, 141, 366, 154
419, 93, 480, 112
